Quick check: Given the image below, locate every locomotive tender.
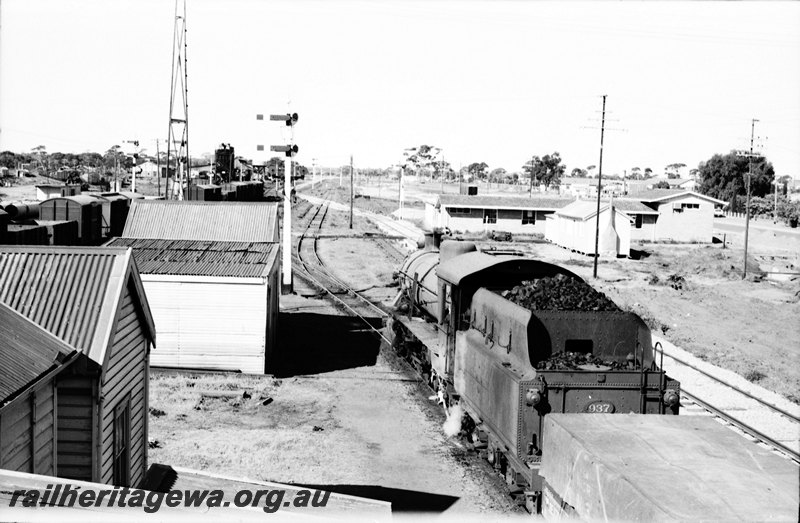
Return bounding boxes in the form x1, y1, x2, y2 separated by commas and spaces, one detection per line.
389, 238, 680, 512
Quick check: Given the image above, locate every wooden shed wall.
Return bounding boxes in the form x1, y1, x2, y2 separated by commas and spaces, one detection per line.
0, 383, 56, 476
264, 261, 280, 372
98, 282, 148, 487
55, 373, 94, 481
146, 278, 269, 373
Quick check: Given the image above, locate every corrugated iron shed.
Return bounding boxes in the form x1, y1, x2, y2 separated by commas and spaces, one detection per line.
0, 246, 156, 364
0, 302, 78, 404
122, 200, 279, 242
106, 238, 279, 278
438, 194, 574, 210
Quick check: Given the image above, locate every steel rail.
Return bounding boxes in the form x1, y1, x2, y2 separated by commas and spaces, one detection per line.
662, 352, 800, 424
681, 389, 800, 463
294, 196, 392, 345
308, 202, 387, 317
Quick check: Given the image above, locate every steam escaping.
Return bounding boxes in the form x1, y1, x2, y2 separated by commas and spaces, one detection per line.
443, 403, 464, 438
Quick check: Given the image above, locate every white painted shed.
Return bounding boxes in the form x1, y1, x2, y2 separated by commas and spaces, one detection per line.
545, 200, 632, 257
106, 238, 280, 374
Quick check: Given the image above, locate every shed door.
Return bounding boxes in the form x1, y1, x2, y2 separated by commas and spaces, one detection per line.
483, 209, 497, 224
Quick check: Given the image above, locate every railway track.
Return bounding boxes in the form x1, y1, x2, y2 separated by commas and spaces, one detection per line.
655, 340, 800, 463
293, 195, 392, 344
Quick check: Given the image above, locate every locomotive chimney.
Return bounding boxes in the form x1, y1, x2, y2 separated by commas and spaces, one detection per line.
422, 228, 447, 250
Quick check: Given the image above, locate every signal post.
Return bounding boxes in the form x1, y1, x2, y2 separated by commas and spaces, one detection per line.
268, 112, 299, 294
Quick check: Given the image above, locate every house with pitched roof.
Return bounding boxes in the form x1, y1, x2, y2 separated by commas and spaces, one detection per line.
0, 247, 156, 487
617, 190, 727, 242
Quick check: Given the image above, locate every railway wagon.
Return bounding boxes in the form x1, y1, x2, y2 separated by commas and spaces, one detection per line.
389, 239, 680, 512
86, 192, 129, 238
39, 195, 102, 245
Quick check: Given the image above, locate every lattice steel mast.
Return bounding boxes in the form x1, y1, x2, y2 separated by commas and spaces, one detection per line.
166, 0, 189, 200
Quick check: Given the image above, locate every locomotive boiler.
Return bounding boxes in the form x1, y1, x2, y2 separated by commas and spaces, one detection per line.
390, 239, 680, 512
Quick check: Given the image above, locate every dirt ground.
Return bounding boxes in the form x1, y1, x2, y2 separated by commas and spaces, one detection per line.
0, 175, 48, 202
149, 296, 522, 515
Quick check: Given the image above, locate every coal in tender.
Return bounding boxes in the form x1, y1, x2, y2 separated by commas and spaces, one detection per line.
500, 274, 620, 312
536, 351, 639, 371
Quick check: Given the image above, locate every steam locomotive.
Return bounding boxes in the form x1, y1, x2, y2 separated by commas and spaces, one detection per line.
388, 236, 680, 512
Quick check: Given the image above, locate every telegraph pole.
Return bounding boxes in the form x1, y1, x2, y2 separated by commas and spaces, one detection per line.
398, 165, 404, 220
592, 95, 607, 279
773, 179, 779, 224
742, 118, 759, 279
156, 139, 161, 197
349, 154, 354, 229
528, 155, 535, 197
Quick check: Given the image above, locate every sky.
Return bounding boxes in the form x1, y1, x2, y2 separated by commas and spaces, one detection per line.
2, 0, 799, 178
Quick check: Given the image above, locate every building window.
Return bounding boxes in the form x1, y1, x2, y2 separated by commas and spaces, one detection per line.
681, 203, 700, 210
113, 398, 131, 486
483, 209, 497, 224
448, 207, 471, 216
635, 214, 643, 229
522, 210, 536, 225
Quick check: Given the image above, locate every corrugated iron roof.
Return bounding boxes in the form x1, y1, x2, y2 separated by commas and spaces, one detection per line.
0, 246, 156, 363
0, 302, 78, 404
106, 238, 279, 278
45, 194, 102, 206
606, 199, 659, 214
633, 190, 726, 205
123, 200, 279, 242
438, 194, 574, 210
555, 200, 635, 221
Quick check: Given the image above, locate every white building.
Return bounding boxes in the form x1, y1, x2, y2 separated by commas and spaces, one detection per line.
427, 194, 574, 235
136, 160, 159, 177
617, 190, 726, 242
545, 200, 632, 257
109, 200, 281, 373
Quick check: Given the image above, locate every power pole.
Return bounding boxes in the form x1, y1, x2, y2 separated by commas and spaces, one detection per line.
773, 178, 779, 224
156, 139, 161, 197
592, 95, 607, 279
398, 165, 404, 220
528, 155, 535, 197
349, 154, 354, 229
741, 118, 759, 279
